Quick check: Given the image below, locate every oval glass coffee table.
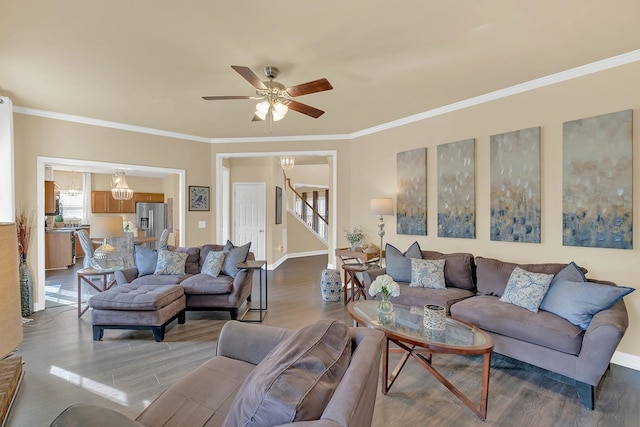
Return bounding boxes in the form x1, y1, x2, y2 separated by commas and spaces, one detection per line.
348, 300, 494, 420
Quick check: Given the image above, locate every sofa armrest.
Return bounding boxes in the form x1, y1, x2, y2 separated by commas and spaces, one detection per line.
114, 267, 139, 285
50, 404, 143, 427
362, 267, 385, 287
577, 299, 629, 385
217, 320, 293, 365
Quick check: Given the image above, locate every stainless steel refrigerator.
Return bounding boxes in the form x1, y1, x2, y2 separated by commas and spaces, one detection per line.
135, 202, 167, 250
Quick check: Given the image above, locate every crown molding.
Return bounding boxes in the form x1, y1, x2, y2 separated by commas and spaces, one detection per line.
13, 49, 640, 144
12, 107, 210, 143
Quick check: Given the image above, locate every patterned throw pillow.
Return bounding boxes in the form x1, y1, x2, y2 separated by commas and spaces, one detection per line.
410, 258, 446, 289
154, 250, 188, 275
499, 266, 554, 312
201, 251, 226, 277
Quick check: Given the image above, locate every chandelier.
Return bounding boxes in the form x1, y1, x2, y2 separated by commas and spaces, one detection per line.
67, 171, 79, 196
111, 171, 134, 201
280, 156, 295, 170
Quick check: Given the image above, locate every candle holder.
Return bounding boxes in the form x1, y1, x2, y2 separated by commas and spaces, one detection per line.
423, 304, 446, 330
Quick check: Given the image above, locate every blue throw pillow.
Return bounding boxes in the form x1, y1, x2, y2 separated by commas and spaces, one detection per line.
540, 280, 634, 329
385, 241, 422, 283
550, 261, 587, 284
222, 240, 251, 278
134, 245, 158, 276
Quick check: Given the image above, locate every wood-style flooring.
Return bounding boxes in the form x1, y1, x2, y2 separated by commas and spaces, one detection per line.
8, 255, 640, 426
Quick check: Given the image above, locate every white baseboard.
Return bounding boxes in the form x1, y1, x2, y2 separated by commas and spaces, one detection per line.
611, 351, 640, 371
286, 250, 329, 259
267, 250, 329, 270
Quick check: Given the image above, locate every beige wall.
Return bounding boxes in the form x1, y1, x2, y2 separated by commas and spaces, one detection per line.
13, 114, 213, 307
349, 61, 640, 356
286, 211, 329, 254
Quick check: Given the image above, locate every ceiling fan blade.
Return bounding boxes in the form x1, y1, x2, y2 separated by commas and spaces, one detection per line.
252, 114, 263, 122
231, 65, 268, 90
288, 100, 325, 118
286, 78, 333, 97
202, 95, 253, 100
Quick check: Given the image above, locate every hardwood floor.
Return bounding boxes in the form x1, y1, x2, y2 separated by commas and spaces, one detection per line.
8, 255, 640, 426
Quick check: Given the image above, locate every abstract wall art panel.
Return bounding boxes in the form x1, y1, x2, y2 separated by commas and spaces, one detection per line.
490, 127, 541, 243
562, 109, 633, 249
397, 147, 427, 235
437, 139, 475, 238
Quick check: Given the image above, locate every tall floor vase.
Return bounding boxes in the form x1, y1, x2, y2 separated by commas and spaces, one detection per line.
19, 254, 33, 317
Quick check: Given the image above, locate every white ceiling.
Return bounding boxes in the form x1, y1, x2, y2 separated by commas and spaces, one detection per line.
2, 1, 640, 141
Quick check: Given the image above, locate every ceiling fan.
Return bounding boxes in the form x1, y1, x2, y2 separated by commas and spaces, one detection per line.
202, 65, 333, 122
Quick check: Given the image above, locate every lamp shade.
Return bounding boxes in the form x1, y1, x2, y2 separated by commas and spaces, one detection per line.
90, 216, 124, 239
370, 198, 394, 216
0, 223, 23, 359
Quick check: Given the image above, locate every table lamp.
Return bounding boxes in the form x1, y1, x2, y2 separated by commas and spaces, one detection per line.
370, 198, 394, 267
90, 215, 124, 270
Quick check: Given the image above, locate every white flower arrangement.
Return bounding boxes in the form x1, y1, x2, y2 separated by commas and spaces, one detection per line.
369, 274, 400, 298
123, 220, 136, 232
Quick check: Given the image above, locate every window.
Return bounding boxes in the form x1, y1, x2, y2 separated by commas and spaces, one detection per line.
58, 190, 85, 224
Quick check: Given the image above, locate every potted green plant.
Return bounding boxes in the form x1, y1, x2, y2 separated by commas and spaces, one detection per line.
344, 226, 365, 250
54, 214, 64, 228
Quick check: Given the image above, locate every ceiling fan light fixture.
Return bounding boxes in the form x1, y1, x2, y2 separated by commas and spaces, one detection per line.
255, 100, 270, 120
272, 101, 288, 121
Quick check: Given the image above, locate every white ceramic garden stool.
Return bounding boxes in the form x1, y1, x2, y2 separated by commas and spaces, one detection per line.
321, 269, 342, 302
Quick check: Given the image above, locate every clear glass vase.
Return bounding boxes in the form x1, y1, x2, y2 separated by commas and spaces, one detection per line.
378, 294, 394, 313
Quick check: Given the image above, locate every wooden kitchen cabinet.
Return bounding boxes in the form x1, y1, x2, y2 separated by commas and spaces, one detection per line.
91, 191, 135, 213
91, 191, 110, 213
133, 192, 164, 203
45, 231, 74, 269
45, 181, 56, 214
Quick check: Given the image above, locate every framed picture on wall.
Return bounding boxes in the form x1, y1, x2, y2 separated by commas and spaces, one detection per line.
276, 186, 283, 224
189, 186, 210, 211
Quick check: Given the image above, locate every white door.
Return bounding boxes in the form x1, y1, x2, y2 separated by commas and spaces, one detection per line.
233, 183, 266, 260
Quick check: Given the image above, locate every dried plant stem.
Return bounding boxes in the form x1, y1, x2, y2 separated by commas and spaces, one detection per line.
16, 206, 34, 257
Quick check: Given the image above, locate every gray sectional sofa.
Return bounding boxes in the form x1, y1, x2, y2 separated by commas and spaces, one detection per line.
51, 320, 385, 427
114, 243, 255, 319
363, 248, 632, 409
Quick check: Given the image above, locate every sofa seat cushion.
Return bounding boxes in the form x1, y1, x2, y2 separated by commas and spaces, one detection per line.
450, 295, 584, 355
131, 273, 191, 286
181, 273, 234, 295
387, 284, 475, 313
224, 319, 351, 426
89, 283, 184, 311
136, 356, 255, 427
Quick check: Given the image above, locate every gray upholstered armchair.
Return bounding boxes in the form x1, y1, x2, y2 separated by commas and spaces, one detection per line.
50, 321, 384, 427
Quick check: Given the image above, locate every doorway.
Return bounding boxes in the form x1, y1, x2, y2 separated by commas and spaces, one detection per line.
233, 182, 266, 260
35, 156, 186, 312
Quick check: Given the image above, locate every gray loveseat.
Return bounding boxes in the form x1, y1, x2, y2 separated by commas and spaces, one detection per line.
363, 249, 631, 409
115, 243, 255, 319
51, 320, 384, 427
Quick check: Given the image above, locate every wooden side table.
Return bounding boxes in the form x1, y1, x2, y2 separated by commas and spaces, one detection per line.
341, 264, 368, 305
77, 267, 120, 318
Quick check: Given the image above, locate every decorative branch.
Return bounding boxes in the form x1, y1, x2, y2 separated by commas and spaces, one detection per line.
16, 205, 34, 257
